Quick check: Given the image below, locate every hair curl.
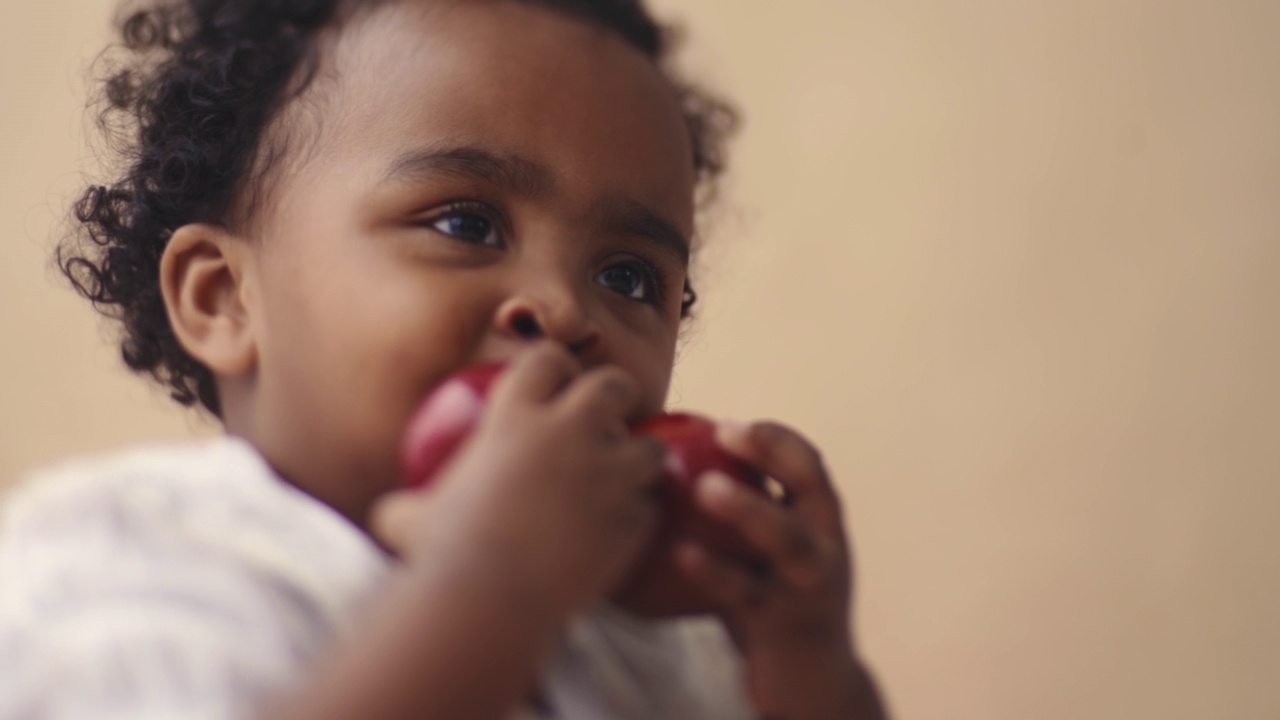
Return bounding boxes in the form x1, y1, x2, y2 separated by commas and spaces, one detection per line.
61, 0, 736, 416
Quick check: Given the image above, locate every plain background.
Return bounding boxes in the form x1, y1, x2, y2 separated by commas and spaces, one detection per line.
3, 1, 1278, 718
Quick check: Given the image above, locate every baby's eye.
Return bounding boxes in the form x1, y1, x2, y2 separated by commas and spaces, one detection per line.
596, 262, 656, 303
428, 205, 502, 248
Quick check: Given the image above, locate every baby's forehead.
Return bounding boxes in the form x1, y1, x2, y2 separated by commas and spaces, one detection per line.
265, 0, 696, 232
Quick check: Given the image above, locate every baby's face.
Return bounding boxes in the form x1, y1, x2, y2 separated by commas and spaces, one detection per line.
238, 1, 696, 524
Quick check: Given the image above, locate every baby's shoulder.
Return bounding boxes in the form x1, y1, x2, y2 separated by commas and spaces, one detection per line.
3, 438, 304, 553
5, 438, 269, 525
0, 438, 387, 618
0, 440, 386, 717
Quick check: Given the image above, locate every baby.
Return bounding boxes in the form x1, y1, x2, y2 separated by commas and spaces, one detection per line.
0, 1, 887, 718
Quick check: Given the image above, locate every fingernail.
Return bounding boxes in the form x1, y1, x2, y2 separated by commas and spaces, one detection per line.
699, 472, 735, 502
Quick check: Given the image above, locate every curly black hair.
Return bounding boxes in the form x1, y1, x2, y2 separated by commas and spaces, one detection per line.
61, 0, 737, 416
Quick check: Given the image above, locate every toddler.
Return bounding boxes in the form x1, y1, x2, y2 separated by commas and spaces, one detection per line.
0, 1, 887, 718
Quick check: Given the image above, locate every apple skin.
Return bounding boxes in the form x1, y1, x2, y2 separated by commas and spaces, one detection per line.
399, 363, 505, 490
402, 365, 764, 493
398, 363, 769, 616
621, 414, 768, 616
631, 413, 765, 492
630, 412, 767, 556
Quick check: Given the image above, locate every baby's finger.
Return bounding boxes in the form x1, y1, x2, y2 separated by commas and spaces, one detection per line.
618, 435, 667, 489
557, 365, 640, 430
695, 472, 832, 590
717, 421, 844, 538
491, 342, 581, 405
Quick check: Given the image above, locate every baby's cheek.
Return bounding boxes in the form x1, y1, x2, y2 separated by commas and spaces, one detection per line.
634, 357, 677, 419
358, 313, 481, 438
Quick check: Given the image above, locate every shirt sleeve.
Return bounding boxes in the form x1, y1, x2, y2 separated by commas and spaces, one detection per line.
0, 459, 355, 720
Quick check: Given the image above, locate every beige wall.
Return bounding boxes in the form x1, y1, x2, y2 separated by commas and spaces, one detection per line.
3, 1, 1278, 718
1, 2, 218, 475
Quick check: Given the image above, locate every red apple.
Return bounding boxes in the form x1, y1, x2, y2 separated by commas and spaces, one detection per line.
402, 369, 765, 497
622, 413, 770, 616
398, 363, 770, 616
632, 413, 768, 559
631, 413, 765, 491
399, 363, 504, 489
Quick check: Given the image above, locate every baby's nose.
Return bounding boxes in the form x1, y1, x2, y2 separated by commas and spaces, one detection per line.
510, 311, 542, 340
496, 299, 598, 358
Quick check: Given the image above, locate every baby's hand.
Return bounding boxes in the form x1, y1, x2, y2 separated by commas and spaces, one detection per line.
373, 343, 665, 621
677, 422, 887, 720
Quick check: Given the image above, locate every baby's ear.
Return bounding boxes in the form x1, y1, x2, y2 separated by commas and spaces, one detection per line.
159, 223, 258, 378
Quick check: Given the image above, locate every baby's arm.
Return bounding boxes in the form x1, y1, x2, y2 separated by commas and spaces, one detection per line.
262, 345, 666, 720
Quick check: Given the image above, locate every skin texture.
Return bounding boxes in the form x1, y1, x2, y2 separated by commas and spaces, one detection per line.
159, 1, 886, 718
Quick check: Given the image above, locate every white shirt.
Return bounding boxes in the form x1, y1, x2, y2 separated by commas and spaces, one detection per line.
0, 437, 753, 720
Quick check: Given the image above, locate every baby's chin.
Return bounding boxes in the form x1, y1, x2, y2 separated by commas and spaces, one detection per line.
609, 548, 717, 619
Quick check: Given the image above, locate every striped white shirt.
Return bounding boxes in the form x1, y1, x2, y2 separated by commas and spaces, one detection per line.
0, 438, 752, 720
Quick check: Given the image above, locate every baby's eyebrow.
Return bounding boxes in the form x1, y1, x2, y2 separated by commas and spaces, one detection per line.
595, 196, 690, 266
380, 144, 555, 199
